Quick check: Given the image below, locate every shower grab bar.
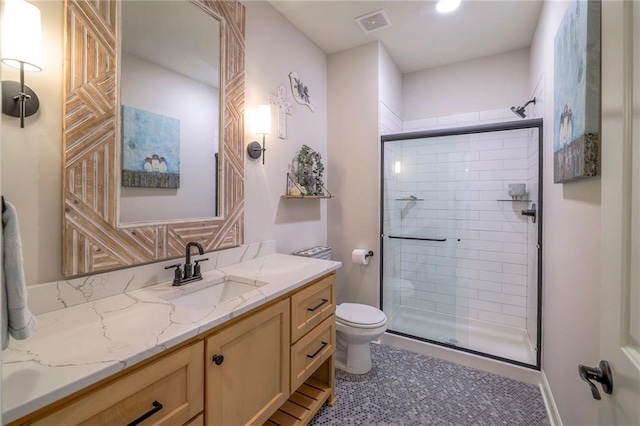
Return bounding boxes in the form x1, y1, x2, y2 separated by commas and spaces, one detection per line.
388, 235, 447, 242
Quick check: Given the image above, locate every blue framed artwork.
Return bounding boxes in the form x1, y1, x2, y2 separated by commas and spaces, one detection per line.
121, 106, 181, 188
553, 0, 601, 183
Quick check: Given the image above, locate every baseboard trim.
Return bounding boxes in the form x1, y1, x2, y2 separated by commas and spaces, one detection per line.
540, 370, 563, 426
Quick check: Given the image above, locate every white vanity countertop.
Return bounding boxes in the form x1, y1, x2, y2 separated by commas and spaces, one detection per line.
2, 254, 341, 423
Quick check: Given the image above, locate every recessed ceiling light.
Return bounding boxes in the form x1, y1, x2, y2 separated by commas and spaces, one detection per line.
436, 0, 461, 13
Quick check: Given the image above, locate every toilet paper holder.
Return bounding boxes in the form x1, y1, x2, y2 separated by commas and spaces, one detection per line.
365, 251, 374, 259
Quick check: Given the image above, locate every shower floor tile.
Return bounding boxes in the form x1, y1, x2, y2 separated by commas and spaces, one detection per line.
309, 343, 549, 426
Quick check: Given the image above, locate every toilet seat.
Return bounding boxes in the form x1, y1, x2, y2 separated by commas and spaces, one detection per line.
336, 303, 387, 329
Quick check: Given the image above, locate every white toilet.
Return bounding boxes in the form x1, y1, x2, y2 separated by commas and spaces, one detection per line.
335, 303, 388, 374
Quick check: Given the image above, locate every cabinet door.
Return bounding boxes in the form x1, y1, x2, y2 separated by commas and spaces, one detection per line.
29, 342, 204, 426
206, 299, 290, 426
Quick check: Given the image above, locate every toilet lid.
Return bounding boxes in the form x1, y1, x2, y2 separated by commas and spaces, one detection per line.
336, 303, 387, 327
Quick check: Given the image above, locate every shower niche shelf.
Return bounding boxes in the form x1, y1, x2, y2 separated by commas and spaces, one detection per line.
496, 199, 533, 202
395, 197, 424, 201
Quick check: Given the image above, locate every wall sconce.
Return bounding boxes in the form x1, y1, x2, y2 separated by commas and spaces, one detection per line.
1, 0, 42, 128
247, 105, 272, 164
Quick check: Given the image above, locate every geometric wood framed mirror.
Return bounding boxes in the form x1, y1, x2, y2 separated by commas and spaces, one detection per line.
62, 0, 245, 277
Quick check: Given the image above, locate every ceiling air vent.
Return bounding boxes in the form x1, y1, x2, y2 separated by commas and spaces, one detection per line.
355, 9, 392, 34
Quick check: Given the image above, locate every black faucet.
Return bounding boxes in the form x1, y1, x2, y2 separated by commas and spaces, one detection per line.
165, 241, 209, 286
184, 242, 205, 279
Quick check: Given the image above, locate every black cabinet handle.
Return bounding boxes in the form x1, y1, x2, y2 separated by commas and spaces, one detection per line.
307, 299, 329, 312
126, 401, 163, 426
212, 354, 224, 365
307, 341, 328, 359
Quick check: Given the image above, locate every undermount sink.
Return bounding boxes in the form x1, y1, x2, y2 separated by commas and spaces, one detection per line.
162, 277, 265, 311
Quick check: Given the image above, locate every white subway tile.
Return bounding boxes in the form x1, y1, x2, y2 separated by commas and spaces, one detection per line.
418, 144, 457, 155
463, 240, 500, 254
480, 169, 528, 181
502, 283, 527, 296
503, 137, 529, 148
468, 279, 502, 292
478, 291, 526, 307
478, 311, 526, 328
502, 305, 527, 318
503, 159, 528, 170
436, 111, 480, 126
470, 160, 505, 171
468, 299, 503, 313
503, 263, 527, 275
478, 251, 527, 265
471, 139, 504, 151
402, 297, 437, 312
501, 243, 528, 254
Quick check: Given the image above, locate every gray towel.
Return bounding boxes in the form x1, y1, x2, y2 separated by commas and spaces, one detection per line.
2, 201, 36, 350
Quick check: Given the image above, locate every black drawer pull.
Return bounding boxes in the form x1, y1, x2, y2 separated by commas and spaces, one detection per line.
307, 341, 328, 359
127, 401, 163, 426
307, 299, 329, 312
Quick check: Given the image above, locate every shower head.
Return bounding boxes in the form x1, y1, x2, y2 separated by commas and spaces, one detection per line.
511, 97, 536, 119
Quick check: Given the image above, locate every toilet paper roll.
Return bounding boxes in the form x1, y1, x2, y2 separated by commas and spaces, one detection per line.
352, 249, 370, 265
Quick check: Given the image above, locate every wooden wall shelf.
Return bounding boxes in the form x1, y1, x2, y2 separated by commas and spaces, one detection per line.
281, 195, 332, 199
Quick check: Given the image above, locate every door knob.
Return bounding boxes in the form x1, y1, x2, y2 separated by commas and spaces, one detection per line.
212, 354, 224, 365
578, 360, 613, 400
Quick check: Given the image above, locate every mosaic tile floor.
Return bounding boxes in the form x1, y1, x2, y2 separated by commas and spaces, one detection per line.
309, 343, 550, 426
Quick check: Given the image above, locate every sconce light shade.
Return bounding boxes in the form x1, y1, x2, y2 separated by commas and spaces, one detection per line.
247, 105, 272, 164
1, 0, 43, 128
1, 0, 43, 71
256, 104, 272, 136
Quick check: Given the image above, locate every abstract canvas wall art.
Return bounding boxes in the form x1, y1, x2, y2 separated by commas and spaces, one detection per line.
121, 105, 181, 188
553, 0, 601, 183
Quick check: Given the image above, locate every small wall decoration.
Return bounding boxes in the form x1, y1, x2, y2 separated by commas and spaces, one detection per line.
289, 72, 314, 112
121, 105, 180, 188
269, 85, 294, 139
553, 0, 601, 183
289, 144, 325, 196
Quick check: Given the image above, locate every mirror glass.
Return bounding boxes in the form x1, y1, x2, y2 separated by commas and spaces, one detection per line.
119, 1, 220, 223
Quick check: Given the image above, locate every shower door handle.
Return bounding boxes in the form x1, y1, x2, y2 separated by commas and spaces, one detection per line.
521, 203, 537, 223
578, 360, 613, 400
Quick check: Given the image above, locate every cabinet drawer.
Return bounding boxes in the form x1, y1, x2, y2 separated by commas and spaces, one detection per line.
291, 274, 335, 343
291, 315, 335, 391
32, 342, 204, 426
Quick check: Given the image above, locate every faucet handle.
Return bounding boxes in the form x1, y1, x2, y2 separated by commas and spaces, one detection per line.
164, 263, 183, 285
193, 258, 209, 277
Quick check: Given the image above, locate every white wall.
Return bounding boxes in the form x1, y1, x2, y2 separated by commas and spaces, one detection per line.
0, 0, 328, 287
243, 0, 328, 255
529, 2, 602, 424
0, 0, 63, 287
402, 48, 530, 120
327, 42, 380, 306
120, 53, 218, 222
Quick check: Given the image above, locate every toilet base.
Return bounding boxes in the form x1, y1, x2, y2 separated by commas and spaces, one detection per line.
335, 336, 373, 374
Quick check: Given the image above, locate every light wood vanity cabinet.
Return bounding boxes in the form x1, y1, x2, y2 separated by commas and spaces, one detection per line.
205, 299, 291, 426
11, 273, 336, 426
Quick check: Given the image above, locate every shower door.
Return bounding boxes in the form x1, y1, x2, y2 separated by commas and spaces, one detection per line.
381, 120, 543, 369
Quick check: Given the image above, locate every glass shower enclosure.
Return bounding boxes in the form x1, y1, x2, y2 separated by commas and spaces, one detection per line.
380, 119, 543, 369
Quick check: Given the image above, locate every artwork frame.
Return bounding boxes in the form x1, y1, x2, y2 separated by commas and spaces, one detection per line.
553, 0, 601, 183
121, 105, 181, 188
